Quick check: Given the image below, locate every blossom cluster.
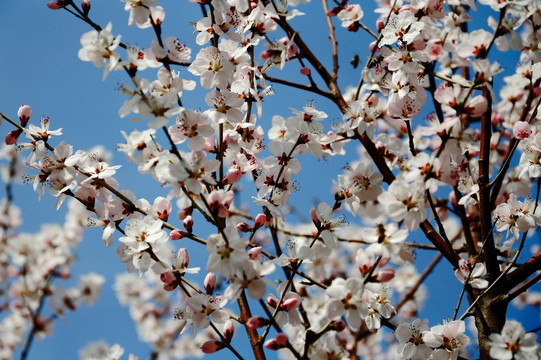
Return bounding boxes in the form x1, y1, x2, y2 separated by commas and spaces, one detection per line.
1, 0, 541, 358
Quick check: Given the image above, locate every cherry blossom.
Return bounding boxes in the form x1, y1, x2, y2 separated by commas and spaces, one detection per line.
78, 22, 121, 80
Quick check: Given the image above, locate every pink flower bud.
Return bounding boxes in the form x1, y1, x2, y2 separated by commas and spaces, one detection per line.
223, 320, 235, 342
47, 0, 67, 9
260, 49, 272, 60
376, 19, 385, 32
266, 295, 278, 308
331, 320, 347, 332
204, 272, 216, 295
236, 222, 252, 233
246, 316, 269, 329
223, 168, 242, 184
201, 340, 224, 353
513, 121, 532, 140
264, 335, 288, 351
253, 213, 267, 229
247, 246, 263, 260
17, 105, 32, 126
534, 87, 541, 97
275, 333, 289, 346
5, 129, 22, 145
326, 7, 340, 16
375, 268, 395, 282
183, 215, 193, 232
280, 297, 298, 311
288, 43, 298, 55
310, 207, 320, 227
300, 67, 311, 75
170, 230, 186, 240
81, 0, 91, 15
264, 339, 281, 351
160, 270, 178, 291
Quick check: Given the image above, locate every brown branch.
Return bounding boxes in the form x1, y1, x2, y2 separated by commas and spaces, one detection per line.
477, 85, 499, 281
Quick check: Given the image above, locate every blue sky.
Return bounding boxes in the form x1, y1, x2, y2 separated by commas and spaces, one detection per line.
1, 1, 540, 359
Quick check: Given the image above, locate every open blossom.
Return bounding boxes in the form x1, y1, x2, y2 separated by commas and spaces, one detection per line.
168, 110, 214, 151
78, 22, 121, 80
311, 202, 342, 249
378, 179, 427, 230
326, 277, 367, 331
423, 320, 470, 360
454, 258, 489, 289
337, 4, 364, 31
188, 47, 233, 89
493, 194, 541, 238
380, 11, 425, 46
120, 0, 160, 28
395, 319, 432, 360
488, 320, 540, 360
117, 216, 169, 276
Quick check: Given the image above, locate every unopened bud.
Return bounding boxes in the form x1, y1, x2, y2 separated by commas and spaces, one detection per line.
223, 320, 235, 342
17, 105, 32, 126
310, 207, 320, 227
47, 0, 67, 9
201, 340, 224, 353
266, 295, 278, 308
253, 213, 267, 229
280, 297, 298, 311
170, 230, 186, 240
236, 222, 251, 233
300, 67, 311, 75
246, 316, 269, 329
204, 272, 216, 295
5, 130, 22, 145
330, 320, 347, 332
247, 246, 263, 260
183, 215, 193, 232
160, 270, 178, 291
376, 19, 385, 32
81, 0, 91, 15
223, 168, 242, 184
375, 268, 395, 282
326, 7, 340, 16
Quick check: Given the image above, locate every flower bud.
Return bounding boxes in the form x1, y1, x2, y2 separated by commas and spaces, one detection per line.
170, 229, 186, 240
183, 215, 193, 232
375, 268, 395, 282
236, 222, 251, 233
300, 67, 311, 75
223, 168, 242, 185
246, 316, 269, 329
275, 333, 289, 346
223, 320, 235, 342
81, 0, 91, 15
253, 213, 267, 229
17, 105, 32, 126
5, 129, 22, 145
264, 334, 288, 351
201, 340, 224, 353
47, 1, 68, 9
280, 297, 298, 311
376, 19, 385, 32
330, 320, 347, 332
160, 270, 178, 291
204, 272, 216, 295
266, 295, 278, 308
247, 246, 263, 260
310, 207, 320, 227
